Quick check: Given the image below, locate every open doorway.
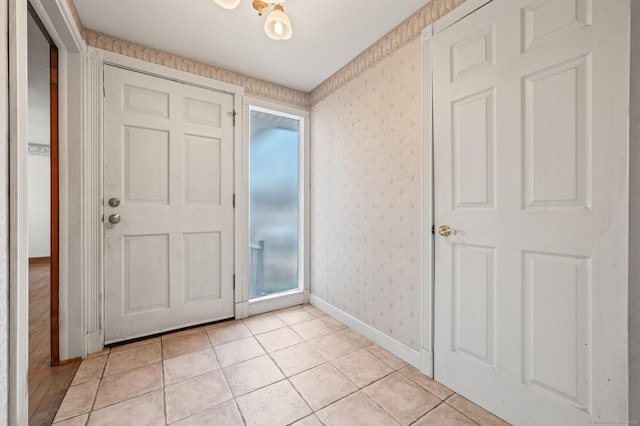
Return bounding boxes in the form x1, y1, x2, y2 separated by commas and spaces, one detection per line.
27, 5, 76, 425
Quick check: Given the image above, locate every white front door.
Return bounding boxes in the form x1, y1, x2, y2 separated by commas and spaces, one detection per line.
432, 0, 629, 424
103, 65, 235, 343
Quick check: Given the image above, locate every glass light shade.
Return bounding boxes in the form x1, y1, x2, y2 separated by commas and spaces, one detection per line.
264, 4, 292, 40
215, 0, 240, 9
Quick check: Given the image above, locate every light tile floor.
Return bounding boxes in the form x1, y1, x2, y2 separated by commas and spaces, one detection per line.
52, 304, 510, 426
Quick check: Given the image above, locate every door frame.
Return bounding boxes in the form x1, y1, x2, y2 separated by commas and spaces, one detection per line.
87, 49, 245, 351
9, 0, 85, 422
420, 0, 493, 379
239, 97, 311, 317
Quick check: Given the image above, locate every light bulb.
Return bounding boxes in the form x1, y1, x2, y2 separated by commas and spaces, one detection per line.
264, 4, 292, 40
274, 20, 283, 36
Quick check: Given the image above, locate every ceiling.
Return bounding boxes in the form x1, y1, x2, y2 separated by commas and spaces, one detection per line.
73, 0, 429, 93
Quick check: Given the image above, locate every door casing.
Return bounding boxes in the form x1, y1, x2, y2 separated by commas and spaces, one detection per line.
83, 49, 246, 353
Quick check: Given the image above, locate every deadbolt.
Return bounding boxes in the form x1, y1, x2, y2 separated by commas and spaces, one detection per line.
109, 214, 121, 224
108, 198, 120, 207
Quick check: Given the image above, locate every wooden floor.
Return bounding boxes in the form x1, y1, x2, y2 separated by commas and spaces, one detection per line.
28, 262, 80, 426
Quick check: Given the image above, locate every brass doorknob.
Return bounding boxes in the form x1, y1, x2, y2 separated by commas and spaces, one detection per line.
438, 225, 457, 237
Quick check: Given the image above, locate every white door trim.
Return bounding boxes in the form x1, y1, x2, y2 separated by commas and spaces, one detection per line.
420, 24, 435, 378
432, 0, 493, 34
82, 48, 244, 354
98, 50, 245, 97
82, 48, 103, 356
8, 2, 29, 423
0, 3, 8, 423
419, 0, 494, 380
31, 0, 88, 363
8, 0, 86, 422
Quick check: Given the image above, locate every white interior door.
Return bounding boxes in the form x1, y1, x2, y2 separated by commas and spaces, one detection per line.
432, 0, 629, 424
103, 65, 235, 343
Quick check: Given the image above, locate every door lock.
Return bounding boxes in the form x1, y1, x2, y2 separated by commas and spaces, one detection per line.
437, 225, 457, 237
108, 198, 120, 207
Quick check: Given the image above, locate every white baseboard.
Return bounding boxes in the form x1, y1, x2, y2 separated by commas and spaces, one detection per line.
310, 295, 422, 369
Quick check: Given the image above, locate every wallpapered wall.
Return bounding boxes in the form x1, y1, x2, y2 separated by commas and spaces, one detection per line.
311, 38, 423, 349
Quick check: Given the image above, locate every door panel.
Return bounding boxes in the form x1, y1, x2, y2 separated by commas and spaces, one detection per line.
123, 234, 170, 313
104, 65, 235, 343
451, 88, 495, 209
522, 251, 591, 410
522, 0, 591, 52
450, 25, 495, 82
183, 232, 222, 302
523, 55, 589, 209
122, 84, 169, 118
122, 126, 169, 204
184, 135, 221, 204
452, 243, 496, 368
432, 0, 629, 424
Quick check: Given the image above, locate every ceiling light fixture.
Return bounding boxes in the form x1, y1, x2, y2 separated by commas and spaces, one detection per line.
214, 0, 241, 10
214, 0, 293, 40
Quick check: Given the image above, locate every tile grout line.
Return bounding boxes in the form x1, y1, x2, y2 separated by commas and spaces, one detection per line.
160, 335, 168, 425
308, 353, 407, 422
362, 372, 441, 426
84, 344, 164, 413
90, 352, 110, 424
162, 328, 226, 424
407, 400, 446, 426
250, 320, 314, 419
282, 321, 374, 418
314, 339, 432, 425
83, 350, 107, 424
208, 328, 249, 426
442, 400, 482, 426
250, 314, 319, 425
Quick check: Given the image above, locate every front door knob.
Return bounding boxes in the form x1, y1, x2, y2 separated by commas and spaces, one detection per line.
438, 225, 457, 237
109, 214, 121, 224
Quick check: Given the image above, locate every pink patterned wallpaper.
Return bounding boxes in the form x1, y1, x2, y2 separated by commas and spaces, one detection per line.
311, 38, 424, 349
